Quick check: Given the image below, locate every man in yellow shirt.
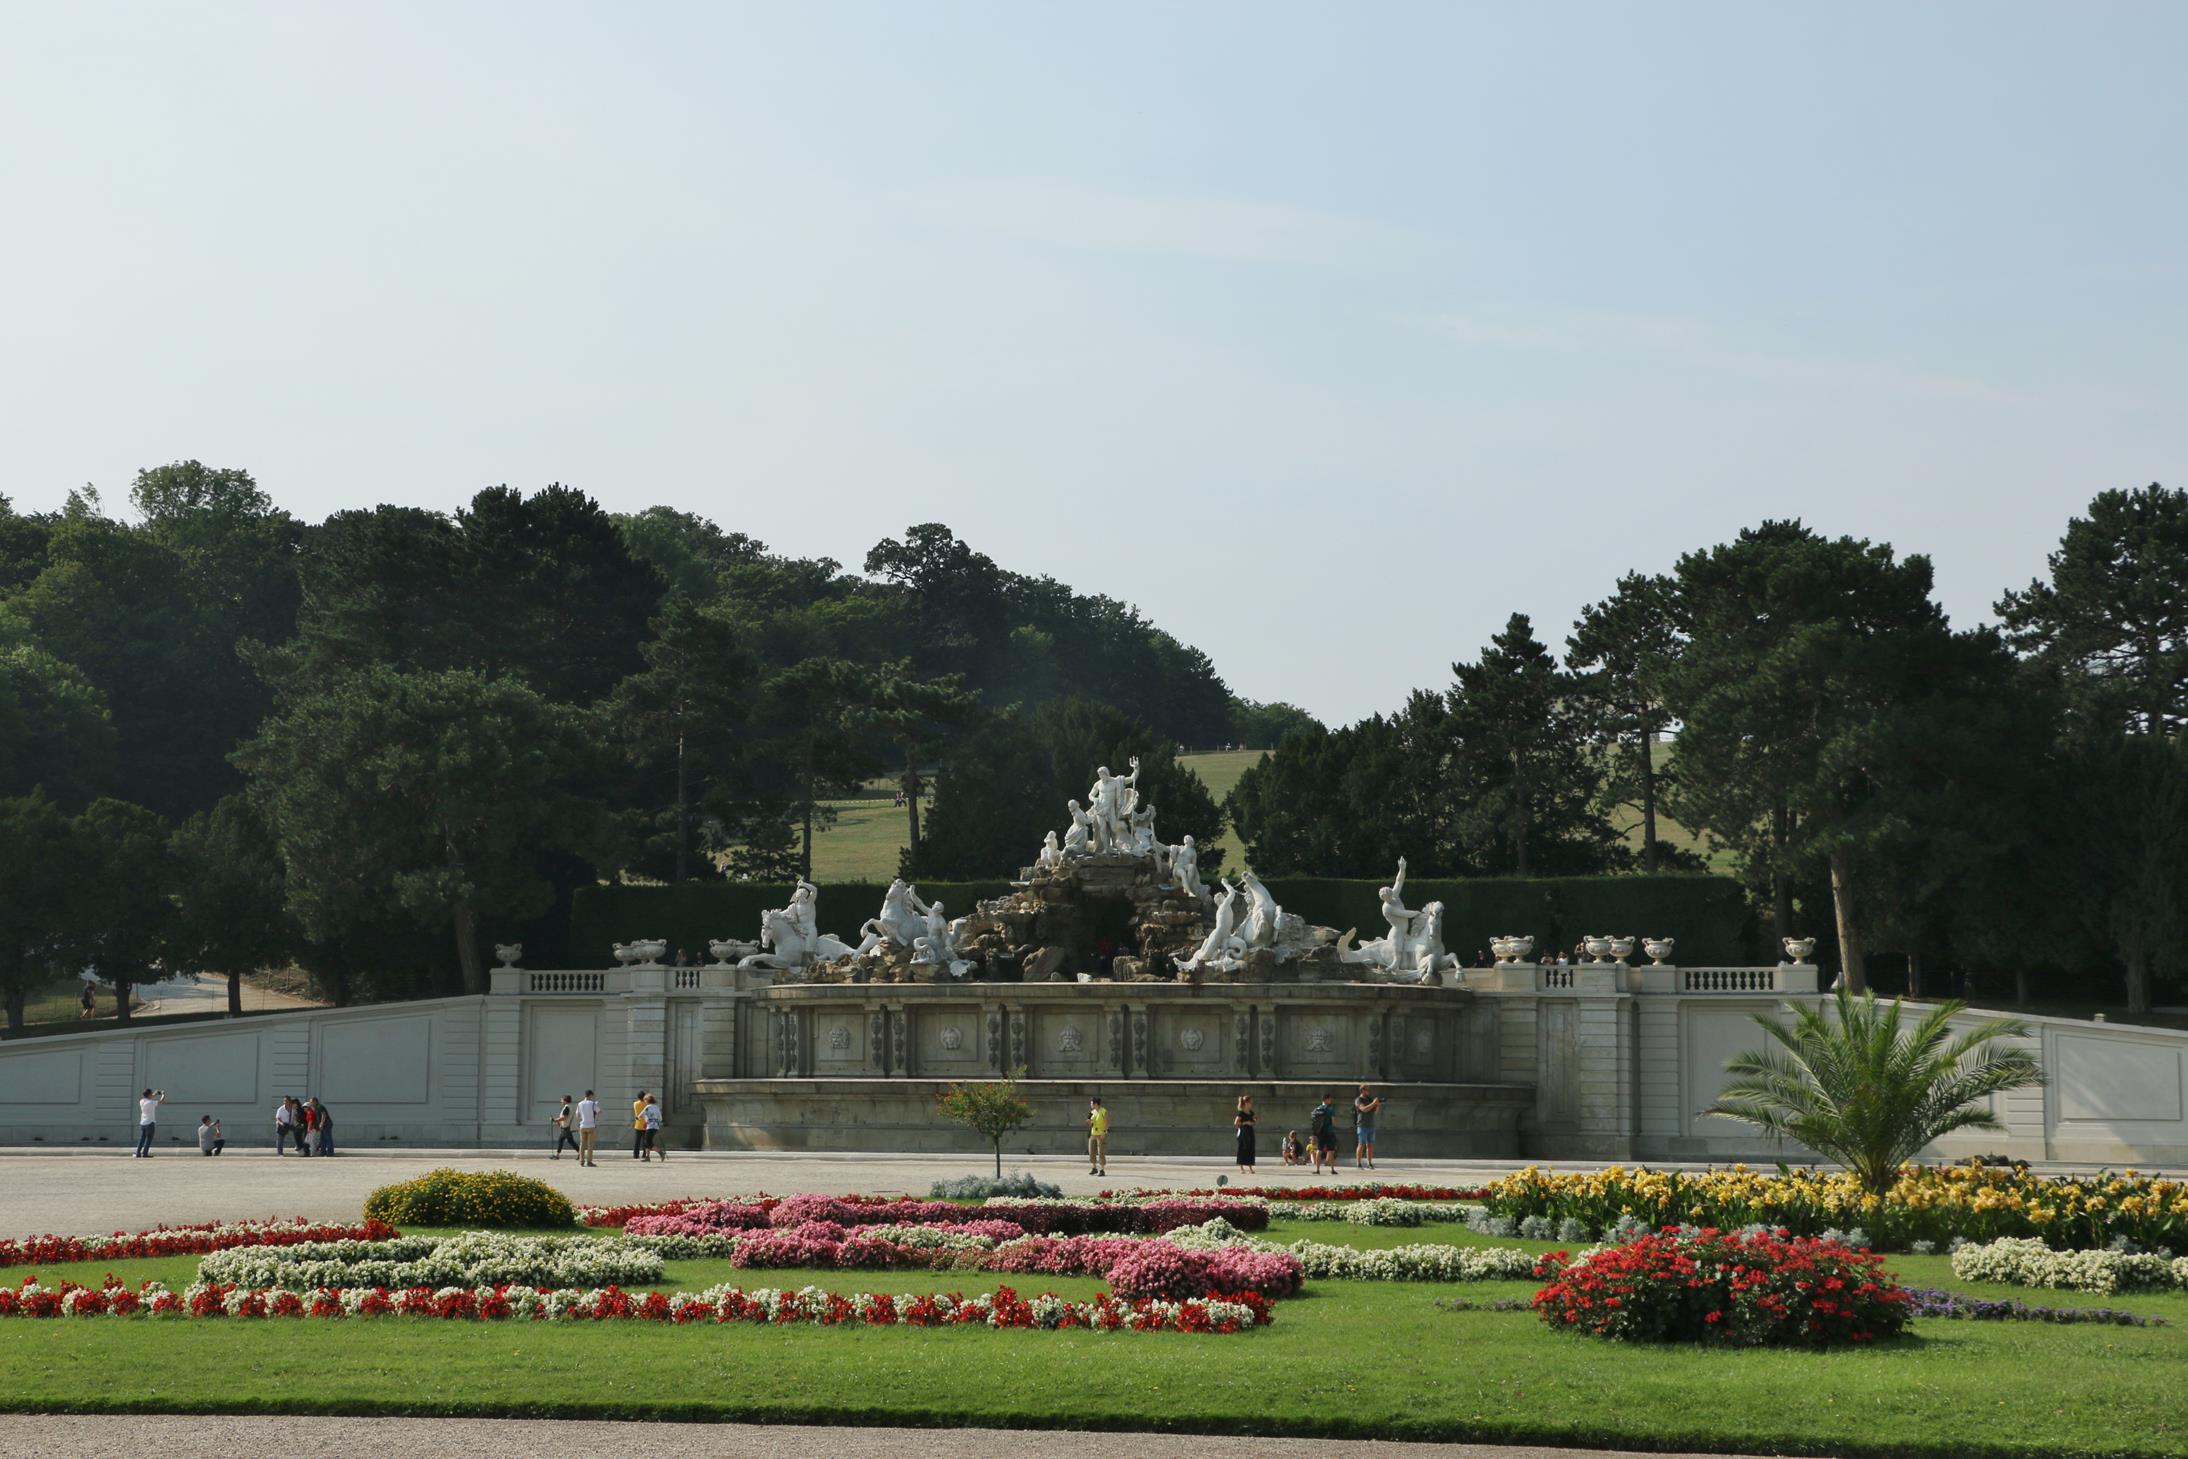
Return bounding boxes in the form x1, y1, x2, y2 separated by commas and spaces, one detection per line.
632, 1091, 649, 1160
1086, 1096, 1110, 1177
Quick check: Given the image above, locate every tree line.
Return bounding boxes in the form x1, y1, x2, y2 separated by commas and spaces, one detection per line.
1232, 488, 2188, 1013
2, 466, 2182, 1024
0, 465, 1312, 1026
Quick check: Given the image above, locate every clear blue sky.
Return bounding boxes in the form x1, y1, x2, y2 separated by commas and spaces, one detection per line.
2, 2, 2181, 723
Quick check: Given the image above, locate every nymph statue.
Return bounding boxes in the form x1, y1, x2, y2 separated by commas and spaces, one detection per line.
911, 899, 971, 978
741, 879, 855, 972
1062, 799, 1093, 857
1183, 877, 1244, 972
1034, 830, 1063, 873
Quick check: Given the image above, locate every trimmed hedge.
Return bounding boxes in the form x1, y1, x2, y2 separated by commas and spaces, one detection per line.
571, 873, 1753, 969
567, 880, 1016, 969
362, 1168, 579, 1229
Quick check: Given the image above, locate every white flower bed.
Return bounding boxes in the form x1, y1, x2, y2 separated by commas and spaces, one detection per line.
197, 1232, 664, 1291
1280, 1239, 1541, 1282
1948, 1237, 2188, 1295
1278, 1199, 1479, 1225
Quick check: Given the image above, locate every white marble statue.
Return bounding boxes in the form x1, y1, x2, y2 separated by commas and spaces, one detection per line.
1128, 802, 1161, 857
1396, 901, 1461, 983
911, 900, 972, 978
855, 878, 931, 955
741, 880, 854, 972
1062, 799, 1093, 858
1237, 868, 1283, 949
1034, 830, 1063, 873
1086, 757, 1141, 853
1168, 834, 1205, 899
1342, 858, 1422, 969
1183, 877, 1244, 971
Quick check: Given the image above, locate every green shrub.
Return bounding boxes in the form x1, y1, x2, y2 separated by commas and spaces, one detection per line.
362, 1168, 579, 1229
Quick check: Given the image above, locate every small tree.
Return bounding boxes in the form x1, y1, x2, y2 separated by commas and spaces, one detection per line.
936, 1072, 1034, 1178
1702, 986, 2044, 1195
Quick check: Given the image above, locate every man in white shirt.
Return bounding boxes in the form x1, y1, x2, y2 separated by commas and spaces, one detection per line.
134, 1089, 164, 1158
274, 1096, 292, 1156
574, 1090, 601, 1167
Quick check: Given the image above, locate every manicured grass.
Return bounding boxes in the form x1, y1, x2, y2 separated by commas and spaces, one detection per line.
808, 789, 927, 884
4, 1218, 2186, 1455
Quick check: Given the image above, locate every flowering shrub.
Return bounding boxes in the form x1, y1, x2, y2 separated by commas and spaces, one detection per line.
1332, 1199, 1477, 1227
364, 1169, 577, 1229
1531, 1228, 1910, 1347
0, 1275, 1272, 1333
623, 1202, 775, 1237
1483, 1164, 2188, 1252
581, 1198, 752, 1229
1948, 1237, 2188, 1295
0, 1219, 398, 1270
197, 1233, 664, 1291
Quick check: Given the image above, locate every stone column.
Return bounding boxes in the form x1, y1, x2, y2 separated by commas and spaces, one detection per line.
1256, 1003, 1277, 1079
1127, 1004, 1150, 1078
1006, 1005, 1029, 1074
885, 1003, 909, 1078
866, 1008, 887, 1076
623, 968, 669, 1108
984, 1007, 1006, 1074
1105, 1007, 1128, 1076
1230, 1004, 1251, 1078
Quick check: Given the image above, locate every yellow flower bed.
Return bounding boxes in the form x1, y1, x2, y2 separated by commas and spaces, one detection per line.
1481, 1164, 2188, 1251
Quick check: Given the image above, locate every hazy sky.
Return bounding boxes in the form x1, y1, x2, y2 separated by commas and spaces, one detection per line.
3, 3, 2182, 723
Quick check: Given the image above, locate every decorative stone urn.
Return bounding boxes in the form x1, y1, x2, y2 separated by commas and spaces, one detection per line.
1583, 936, 1611, 963
1605, 936, 1635, 964
613, 939, 669, 967
709, 939, 756, 967
1642, 937, 1676, 965
1489, 936, 1514, 964
1782, 936, 1817, 964
493, 943, 522, 968
1503, 934, 1534, 964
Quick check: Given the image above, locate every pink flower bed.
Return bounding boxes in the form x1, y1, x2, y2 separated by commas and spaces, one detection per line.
624, 1202, 775, 1237
986, 1234, 1303, 1300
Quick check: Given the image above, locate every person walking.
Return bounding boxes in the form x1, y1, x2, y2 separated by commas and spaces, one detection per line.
197, 1116, 224, 1156
631, 1092, 649, 1159
312, 1099, 335, 1156
1085, 1096, 1109, 1177
1309, 1092, 1339, 1174
641, 1094, 665, 1161
551, 1096, 579, 1159
289, 1097, 312, 1156
134, 1089, 164, 1157
78, 982, 96, 1021
1233, 1094, 1257, 1174
1353, 1084, 1382, 1170
575, 1090, 600, 1166
273, 1095, 293, 1155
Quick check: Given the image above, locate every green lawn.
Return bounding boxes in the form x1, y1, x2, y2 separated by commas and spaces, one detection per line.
3, 1216, 2185, 1455
807, 786, 927, 883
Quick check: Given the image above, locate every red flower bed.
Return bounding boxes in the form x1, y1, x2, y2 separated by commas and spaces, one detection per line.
1531, 1228, 1911, 1347
0, 1219, 400, 1270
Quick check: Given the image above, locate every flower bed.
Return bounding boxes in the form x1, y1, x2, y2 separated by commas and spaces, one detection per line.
0, 1219, 399, 1270
1483, 1164, 2188, 1252
977, 1197, 1271, 1235
1903, 1286, 2170, 1325
0, 1276, 1272, 1332
1115, 1184, 1483, 1203
623, 1202, 777, 1237
1532, 1228, 1911, 1347
1948, 1237, 2188, 1295
1281, 1239, 1541, 1282
1277, 1198, 1479, 1227
196, 1233, 664, 1291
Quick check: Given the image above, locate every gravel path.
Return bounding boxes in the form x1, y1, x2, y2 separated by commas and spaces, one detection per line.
0, 1415, 1791, 1459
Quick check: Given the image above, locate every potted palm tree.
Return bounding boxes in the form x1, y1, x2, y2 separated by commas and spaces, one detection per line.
1702, 987, 2044, 1196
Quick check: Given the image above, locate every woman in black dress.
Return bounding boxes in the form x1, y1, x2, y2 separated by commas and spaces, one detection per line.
1233, 1094, 1257, 1173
